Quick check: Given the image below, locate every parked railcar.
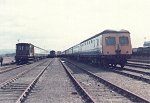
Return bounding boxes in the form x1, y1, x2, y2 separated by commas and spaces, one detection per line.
47, 50, 56, 58
63, 29, 132, 68
142, 47, 150, 56
132, 48, 138, 55
56, 51, 62, 57
15, 43, 49, 64
132, 47, 150, 56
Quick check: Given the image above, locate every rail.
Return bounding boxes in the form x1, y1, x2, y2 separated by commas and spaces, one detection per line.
60, 60, 95, 103
15, 60, 53, 103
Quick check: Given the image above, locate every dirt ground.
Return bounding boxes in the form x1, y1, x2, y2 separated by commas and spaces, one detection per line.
2, 56, 15, 64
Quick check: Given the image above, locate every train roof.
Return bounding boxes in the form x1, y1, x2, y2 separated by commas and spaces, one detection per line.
16, 43, 49, 52
16, 43, 32, 45
80, 29, 130, 44
100, 29, 130, 34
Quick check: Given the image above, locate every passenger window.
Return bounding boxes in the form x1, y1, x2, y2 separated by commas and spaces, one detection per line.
93, 40, 95, 47
17, 46, 19, 50
18, 46, 22, 50
20, 46, 22, 50
26, 46, 29, 50
100, 38, 102, 45
105, 37, 116, 45
97, 39, 99, 46
119, 36, 129, 45
22, 46, 24, 50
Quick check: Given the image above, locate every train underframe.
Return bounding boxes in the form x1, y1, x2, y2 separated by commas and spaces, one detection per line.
15, 56, 29, 64
99, 55, 129, 68
69, 54, 131, 68
15, 56, 46, 64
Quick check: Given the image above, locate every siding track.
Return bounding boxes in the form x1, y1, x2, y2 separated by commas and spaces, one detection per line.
127, 61, 150, 69
61, 59, 149, 103
111, 67, 150, 84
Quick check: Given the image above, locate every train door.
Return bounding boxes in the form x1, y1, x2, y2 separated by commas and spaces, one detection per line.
29, 45, 34, 57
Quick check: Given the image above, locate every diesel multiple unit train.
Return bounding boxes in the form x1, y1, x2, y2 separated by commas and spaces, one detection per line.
62, 30, 132, 68
15, 43, 49, 64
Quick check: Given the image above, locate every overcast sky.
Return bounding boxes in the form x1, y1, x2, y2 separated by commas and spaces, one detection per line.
0, 0, 150, 51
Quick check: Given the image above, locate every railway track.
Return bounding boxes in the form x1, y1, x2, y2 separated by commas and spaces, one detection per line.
0, 60, 47, 88
60, 60, 94, 103
0, 60, 44, 74
128, 59, 150, 64
0, 60, 48, 84
127, 61, 150, 69
61, 59, 150, 103
0, 59, 52, 103
0, 60, 45, 74
0, 64, 26, 74
0, 64, 16, 70
117, 66, 150, 76
111, 67, 150, 84
24, 58, 84, 103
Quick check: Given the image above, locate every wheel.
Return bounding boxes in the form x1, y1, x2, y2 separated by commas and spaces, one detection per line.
102, 60, 109, 69
113, 64, 117, 68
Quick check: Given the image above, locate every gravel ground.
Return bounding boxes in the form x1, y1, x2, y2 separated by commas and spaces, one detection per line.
65, 62, 133, 103
1, 57, 15, 64
25, 58, 84, 103
67, 59, 150, 102
0, 57, 15, 69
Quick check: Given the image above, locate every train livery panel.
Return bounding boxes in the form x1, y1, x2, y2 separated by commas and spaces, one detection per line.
63, 29, 132, 68
79, 34, 102, 56
102, 32, 132, 55
15, 43, 49, 64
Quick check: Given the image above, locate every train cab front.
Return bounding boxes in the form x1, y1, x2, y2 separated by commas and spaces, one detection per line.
102, 30, 132, 68
15, 43, 30, 64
